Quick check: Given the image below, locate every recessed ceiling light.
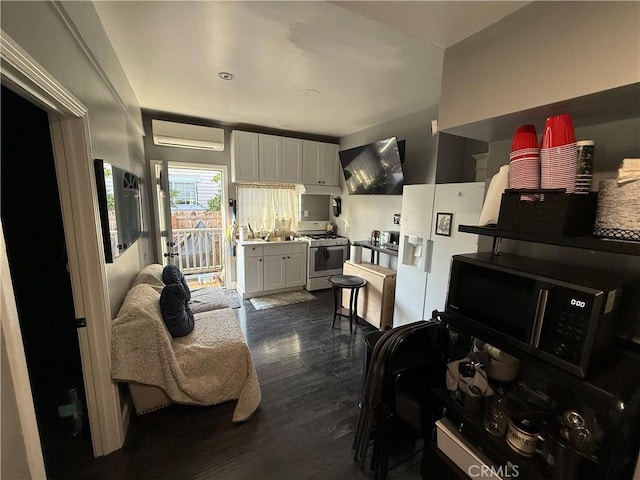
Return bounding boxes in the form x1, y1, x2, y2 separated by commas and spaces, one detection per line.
301, 89, 320, 97
218, 72, 235, 81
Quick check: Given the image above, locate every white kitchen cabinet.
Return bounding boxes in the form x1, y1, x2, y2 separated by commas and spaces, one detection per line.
302, 140, 340, 186
281, 137, 303, 184
232, 131, 303, 184
237, 244, 264, 297
231, 131, 259, 183
263, 254, 286, 291
263, 250, 306, 291
259, 134, 281, 183
284, 252, 306, 286
242, 256, 264, 294
237, 241, 307, 298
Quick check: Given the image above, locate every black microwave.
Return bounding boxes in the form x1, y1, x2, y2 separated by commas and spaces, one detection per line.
444, 253, 626, 378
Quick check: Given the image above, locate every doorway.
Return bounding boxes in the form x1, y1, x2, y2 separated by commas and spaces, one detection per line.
152, 161, 230, 288
1, 86, 92, 473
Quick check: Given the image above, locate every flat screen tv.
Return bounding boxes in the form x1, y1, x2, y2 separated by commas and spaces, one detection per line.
338, 137, 404, 195
94, 159, 142, 262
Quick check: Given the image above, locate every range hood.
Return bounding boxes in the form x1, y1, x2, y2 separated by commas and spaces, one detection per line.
295, 184, 342, 195
152, 120, 225, 151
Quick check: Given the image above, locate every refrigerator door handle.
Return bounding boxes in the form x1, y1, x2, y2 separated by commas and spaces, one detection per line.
423, 239, 434, 273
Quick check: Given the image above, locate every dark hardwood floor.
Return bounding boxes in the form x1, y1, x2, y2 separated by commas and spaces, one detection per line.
47, 289, 423, 480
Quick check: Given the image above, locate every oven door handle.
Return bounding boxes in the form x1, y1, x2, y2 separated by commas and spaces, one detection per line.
531, 288, 549, 347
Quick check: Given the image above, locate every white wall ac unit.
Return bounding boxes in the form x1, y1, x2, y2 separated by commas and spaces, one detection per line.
152, 120, 224, 151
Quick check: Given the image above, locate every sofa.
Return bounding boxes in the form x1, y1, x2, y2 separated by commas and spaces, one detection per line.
111, 264, 261, 422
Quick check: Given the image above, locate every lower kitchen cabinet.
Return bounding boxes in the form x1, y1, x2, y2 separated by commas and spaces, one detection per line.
237, 241, 307, 299
237, 244, 264, 297
263, 252, 306, 291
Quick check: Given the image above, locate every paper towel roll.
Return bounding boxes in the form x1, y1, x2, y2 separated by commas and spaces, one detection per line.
350, 245, 362, 264
478, 164, 510, 225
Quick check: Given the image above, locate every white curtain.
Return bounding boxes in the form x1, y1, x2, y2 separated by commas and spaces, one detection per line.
237, 184, 299, 235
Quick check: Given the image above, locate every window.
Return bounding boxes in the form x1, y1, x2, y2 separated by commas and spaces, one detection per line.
170, 179, 198, 205
237, 184, 299, 235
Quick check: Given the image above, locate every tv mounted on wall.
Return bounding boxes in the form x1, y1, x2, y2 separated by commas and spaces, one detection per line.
94, 159, 142, 262
338, 137, 405, 195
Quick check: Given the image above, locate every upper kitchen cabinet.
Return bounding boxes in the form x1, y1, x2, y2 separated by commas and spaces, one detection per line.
438, 2, 640, 142
302, 140, 340, 186
259, 134, 282, 183
281, 137, 303, 184
231, 130, 259, 182
231, 131, 302, 184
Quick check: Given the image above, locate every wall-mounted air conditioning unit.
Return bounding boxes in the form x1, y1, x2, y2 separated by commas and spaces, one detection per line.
152, 119, 225, 151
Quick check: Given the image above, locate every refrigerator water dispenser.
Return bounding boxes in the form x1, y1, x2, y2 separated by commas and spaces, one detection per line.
402, 235, 423, 266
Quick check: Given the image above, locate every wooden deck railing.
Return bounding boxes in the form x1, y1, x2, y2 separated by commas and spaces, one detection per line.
172, 227, 224, 274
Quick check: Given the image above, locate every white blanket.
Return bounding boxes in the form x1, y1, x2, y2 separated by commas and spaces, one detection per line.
111, 283, 261, 422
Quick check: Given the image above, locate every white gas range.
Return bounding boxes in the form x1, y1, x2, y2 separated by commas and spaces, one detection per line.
298, 231, 349, 291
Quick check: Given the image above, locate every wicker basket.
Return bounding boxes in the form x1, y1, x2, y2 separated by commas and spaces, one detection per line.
593, 180, 640, 241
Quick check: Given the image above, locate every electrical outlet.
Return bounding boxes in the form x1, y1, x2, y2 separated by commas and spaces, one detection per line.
304, 210, 309, 217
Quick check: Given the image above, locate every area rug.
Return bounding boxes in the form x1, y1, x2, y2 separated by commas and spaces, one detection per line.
250, 291, 317, 310
224, 289, 242, 309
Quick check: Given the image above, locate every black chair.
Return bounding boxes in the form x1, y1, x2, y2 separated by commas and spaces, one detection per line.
353, 321, 448, 479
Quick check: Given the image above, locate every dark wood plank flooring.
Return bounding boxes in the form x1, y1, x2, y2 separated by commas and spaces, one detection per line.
46, 289, 423, 479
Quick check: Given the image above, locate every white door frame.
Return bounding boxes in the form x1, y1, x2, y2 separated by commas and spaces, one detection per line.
1, 31, 124, 456
150, 160, 231, 281
149, 159, 174, 265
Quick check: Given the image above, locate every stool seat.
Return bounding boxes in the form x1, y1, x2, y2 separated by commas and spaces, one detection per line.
329, 275, 366, 333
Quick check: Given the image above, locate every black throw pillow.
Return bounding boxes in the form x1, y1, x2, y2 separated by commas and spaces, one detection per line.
162, 264, 191, 301
159, 283, 194, 338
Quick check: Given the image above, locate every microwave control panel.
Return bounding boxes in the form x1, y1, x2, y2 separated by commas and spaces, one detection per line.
538, 289, 599, 368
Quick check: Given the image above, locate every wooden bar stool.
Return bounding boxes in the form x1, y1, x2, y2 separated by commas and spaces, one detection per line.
329, 275, 367, 333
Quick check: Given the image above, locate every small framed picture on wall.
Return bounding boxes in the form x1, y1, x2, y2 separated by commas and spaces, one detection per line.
435, 212, 453, 236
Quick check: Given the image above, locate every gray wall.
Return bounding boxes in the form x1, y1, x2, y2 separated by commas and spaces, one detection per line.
335, 105, 439, 266
434, 133, 487, 184
1, 0, 149, 464
439, 1, 640, 132
1, 1, 152, 317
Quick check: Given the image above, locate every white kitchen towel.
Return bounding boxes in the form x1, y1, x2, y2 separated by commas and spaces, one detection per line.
618, 158, 640, 185
478, 164, 510, 225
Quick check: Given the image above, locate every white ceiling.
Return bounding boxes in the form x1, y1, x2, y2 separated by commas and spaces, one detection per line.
93, 1, 528, 138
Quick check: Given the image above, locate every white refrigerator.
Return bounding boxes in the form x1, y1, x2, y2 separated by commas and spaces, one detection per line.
393, 183, 486, 326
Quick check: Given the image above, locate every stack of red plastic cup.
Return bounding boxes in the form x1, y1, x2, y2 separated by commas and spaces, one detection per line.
510, 125, 540, 198
540, 113, 577, 193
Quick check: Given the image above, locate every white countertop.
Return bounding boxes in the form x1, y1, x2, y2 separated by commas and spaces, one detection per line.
239, 238, 307, 246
